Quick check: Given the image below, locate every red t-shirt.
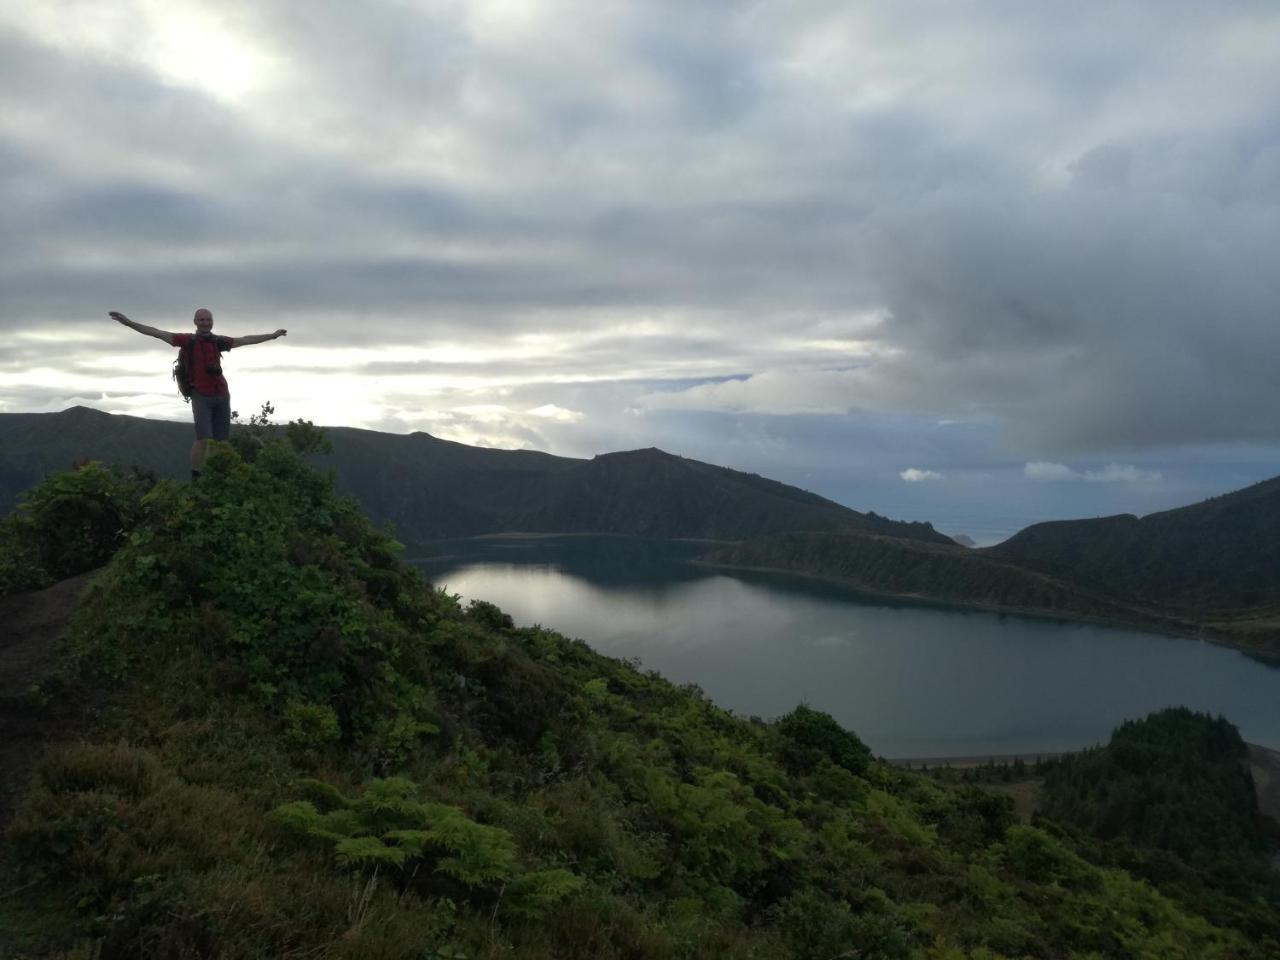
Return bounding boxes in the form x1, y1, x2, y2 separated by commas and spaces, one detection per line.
173, 333, 234, 397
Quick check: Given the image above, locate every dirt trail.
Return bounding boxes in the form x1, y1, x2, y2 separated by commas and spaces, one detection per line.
1249, 743, 1280, 828
0, 571, 98, 828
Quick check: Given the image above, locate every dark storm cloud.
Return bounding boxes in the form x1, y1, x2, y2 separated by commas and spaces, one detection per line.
853, 156, 1280, 453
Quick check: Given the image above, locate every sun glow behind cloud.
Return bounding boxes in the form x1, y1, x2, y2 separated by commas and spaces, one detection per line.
1, 1, 276, 104
528, 403, 583, 422
145, 11, 275, 101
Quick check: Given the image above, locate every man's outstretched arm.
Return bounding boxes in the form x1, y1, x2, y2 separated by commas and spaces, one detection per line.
109, 311, 176, 346
232, 330, 288, 347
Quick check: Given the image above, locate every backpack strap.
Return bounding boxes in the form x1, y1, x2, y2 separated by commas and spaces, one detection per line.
186, 334, 224, 373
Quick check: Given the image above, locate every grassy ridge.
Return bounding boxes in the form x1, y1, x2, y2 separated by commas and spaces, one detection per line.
2, 432, 1278, 958
985, 477, 1280, 610
701, 531, 1165, 624
701, 531, 1280, 656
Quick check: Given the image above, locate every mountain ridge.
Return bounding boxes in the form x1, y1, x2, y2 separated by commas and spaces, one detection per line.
984, 474, 1280, 609
0, 406, 947, 544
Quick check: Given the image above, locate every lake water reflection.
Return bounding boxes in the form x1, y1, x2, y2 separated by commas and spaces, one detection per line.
413, 536, 1280, 759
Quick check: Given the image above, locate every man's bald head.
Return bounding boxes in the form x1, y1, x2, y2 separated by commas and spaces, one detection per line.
193, 308, 214, 332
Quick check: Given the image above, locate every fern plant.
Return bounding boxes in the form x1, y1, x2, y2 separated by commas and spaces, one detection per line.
271, 777, 582, 916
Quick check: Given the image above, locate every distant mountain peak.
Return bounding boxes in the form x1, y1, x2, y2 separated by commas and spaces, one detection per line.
593, 447, 676, 461
60, 405, 112, 419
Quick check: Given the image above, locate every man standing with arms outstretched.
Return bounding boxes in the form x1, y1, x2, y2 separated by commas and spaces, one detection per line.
110, 308, 287, 479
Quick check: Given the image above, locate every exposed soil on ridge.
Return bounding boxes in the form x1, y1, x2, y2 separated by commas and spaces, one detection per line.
0, 571, 98, 830
1248, 743, 1280, 834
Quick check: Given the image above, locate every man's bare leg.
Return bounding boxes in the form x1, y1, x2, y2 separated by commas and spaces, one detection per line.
191, 439, 209, 477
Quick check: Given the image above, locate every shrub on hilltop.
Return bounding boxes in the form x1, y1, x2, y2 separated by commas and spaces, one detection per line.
0, 461, 155, 596
1041, 708, 1262, 864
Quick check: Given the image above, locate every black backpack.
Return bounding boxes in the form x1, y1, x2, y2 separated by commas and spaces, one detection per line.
173, 341, 195, 402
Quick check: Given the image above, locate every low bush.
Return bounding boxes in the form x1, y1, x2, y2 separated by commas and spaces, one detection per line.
0, 461, 155, 595
776, 703, 872, 775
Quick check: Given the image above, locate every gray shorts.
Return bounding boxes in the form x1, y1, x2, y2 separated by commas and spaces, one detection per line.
191, 391, 232, 441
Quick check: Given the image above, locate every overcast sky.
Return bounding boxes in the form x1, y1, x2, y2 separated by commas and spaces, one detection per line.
3, 1, 1279, 542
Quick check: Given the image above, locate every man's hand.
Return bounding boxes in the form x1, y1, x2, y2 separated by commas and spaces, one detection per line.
235, 330, 289, 346
110, 311, 174, 344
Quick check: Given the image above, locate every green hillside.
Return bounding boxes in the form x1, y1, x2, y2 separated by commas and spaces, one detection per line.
700, 531, 1151, 624
984, 477, 1280, 611
1037, 708, 1279, 926
0, 408, 189, 500
2, 428, 1277, 958
696, 530, 1271, 650
1040, 709, 1265, 874
698, 508, 1280, 657
0, 407, 946, 544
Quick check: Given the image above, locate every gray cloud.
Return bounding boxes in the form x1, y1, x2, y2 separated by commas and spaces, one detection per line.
856, 165, 1280, 452
4, 0, 1280, 534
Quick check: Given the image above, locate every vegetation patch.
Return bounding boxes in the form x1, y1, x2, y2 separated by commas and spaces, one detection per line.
1, 425, 1277, 958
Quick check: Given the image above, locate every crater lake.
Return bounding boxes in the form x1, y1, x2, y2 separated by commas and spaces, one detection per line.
413, 535, 1280, 759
